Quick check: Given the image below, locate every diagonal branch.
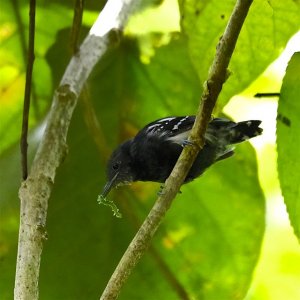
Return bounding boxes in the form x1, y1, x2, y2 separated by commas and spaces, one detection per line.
99, 0, 254, 299
14, 1, 142, 299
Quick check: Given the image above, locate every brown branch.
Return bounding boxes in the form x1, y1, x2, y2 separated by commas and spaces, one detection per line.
20, 0, 36, 180
99, 0, 254, 299
12, 0, 40, 124
14, 1, 142, 299
254, 92, 280, 98
70, 0, 85, 53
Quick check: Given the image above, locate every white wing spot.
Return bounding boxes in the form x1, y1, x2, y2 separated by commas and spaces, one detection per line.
158, 117, 176, 123
146, 124, 160, 131
172, 116, 189, 131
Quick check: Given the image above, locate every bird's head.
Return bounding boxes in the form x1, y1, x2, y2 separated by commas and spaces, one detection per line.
101, 140, 135, 198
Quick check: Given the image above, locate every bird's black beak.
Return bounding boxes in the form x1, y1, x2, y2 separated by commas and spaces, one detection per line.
101, 172, 119, 198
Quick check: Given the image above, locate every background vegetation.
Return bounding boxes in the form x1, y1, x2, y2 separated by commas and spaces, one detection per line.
0, 0, 299, 299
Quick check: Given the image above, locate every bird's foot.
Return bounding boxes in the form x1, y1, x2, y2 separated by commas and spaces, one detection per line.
181, 139, 195, 147
157, 185, 165, 196
158, 185, 182, 195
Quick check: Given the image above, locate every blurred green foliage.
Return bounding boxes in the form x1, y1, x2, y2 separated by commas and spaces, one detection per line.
0, 0, 299, 299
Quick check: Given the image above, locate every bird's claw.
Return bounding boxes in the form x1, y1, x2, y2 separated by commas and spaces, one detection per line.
157, 185, 165, 196
181, 139, 195, 147
157, 185, 182, 195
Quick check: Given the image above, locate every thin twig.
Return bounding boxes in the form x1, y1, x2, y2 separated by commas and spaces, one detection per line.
254, 92, 280, 98
99, 1, 254, 299
20, 0, 36, 180
12, 0, 40, 124
70, 0, 85, 53
14, 1, 142, 299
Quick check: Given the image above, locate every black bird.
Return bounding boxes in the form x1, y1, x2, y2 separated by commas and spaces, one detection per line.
101, 116, 262, 197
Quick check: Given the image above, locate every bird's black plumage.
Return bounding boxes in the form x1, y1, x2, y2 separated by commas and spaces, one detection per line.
101, 116, 262, 197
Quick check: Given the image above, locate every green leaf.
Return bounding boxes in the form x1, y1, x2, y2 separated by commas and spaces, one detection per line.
151, 143, 265, 300
277, 52, 300, 240
86, 35, 202, 140
179, 0, 300, 110
40, 34, 264, 299
0, 31, 265, 299
42, 112, 264, 300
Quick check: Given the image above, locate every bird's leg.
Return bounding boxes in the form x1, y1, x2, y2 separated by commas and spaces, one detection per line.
157, 184, 165, 196
158, 184, 183, 196
181, 139, 195, 147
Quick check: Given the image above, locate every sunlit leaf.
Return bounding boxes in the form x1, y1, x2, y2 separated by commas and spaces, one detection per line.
179, 0, 300, 110
277, 52, 300, 240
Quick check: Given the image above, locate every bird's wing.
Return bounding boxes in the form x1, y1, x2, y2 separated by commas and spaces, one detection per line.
138, 116, 196, 143
136, 116, 260, 147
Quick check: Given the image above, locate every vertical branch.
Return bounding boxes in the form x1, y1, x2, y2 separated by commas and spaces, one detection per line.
14, 1, 142, 299
70, 0, 85, 53
99, 0, 254, 299
20, 0, 36, 180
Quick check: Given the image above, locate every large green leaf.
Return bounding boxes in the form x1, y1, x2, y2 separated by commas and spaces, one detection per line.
122, 144, 265, 300
0, 32, 264, 299
42, 115, 264, 299
277, 52, 300, 240
39, 36, 264, 299
85, 35, 202, 148
179, 0, 300, 110
39, 37, 202, 299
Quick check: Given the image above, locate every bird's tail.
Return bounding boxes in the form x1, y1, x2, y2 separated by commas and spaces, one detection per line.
228, 120, 263, 144
206, 118, 263, 145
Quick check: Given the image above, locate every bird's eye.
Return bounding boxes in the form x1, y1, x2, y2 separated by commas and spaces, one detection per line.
112, 162, 120, 170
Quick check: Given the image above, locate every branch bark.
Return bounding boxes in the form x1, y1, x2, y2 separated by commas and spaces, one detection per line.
99, 0, 254, 299
14, 1, 141, 299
